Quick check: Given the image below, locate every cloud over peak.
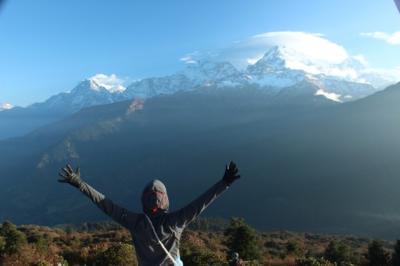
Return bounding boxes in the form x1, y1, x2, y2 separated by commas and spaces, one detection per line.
180, 31, 400, 87
201, 31, 350, 70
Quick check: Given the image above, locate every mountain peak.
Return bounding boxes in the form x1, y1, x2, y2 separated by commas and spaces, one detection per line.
69, 74, 126, 95
249, 46, 289, 72
89, 74, 126, 93
70, 79, 107, 94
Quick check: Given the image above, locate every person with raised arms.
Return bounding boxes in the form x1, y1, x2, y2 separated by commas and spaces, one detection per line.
58, 161, 240, 266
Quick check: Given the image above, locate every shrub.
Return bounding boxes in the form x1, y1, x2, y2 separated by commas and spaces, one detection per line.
0, 221, 27, 255
94, 243, 137, 266
324, 240, 352, 264
224, 218, 262, 262
182, 246, 225, 266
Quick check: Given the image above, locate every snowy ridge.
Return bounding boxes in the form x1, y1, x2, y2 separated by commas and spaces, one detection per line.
5, 32, 400, 114
29, 52, 380, 112
123, 45, 382, 103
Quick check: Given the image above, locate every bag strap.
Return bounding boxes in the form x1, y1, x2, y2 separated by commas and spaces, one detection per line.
144, 214, 178, 265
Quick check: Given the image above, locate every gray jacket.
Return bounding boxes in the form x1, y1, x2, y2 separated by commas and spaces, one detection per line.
77, 179, 229, 265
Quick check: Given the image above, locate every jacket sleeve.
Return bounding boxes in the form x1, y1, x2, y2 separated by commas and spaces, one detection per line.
78, 181, 139, 229
168, 180, 229, 228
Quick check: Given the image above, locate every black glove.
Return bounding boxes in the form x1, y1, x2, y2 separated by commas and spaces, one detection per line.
223, 161, 240, 185
58, 164, 83, 188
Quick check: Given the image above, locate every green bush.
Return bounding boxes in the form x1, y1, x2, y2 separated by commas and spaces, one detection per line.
182, 246, 225, 266
0, 221, 27, 255
224, 218, 262, 262
95, 243, 137, 266
324, 240, 352, 265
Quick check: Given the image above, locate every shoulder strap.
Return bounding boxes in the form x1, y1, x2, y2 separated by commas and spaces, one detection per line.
144, 214, 178, 265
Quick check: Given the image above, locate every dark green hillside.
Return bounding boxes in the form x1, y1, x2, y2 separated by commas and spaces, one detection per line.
1, 83, 400, 238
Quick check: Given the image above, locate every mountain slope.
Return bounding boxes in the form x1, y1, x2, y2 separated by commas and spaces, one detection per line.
1, 83, 400, 238
0, 79, 126, 140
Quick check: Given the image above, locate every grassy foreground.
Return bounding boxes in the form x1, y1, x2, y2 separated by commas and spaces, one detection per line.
0, 218, 397, 266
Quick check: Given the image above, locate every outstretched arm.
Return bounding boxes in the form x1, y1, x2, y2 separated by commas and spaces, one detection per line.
58, 165, 138, 229
168, 161, 240, 228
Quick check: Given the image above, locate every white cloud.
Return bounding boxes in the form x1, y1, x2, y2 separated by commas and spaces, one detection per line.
180, 56, 197, 64
352, 55, 369, 67
211, 31, 349, 70
358, 66, 400, 87
0, 102, 14, 111
361, 31, 400, 45
89, 74, 126, 93
253, 32, 348, 63
315, 89, 342, 102
180, 51, 201, 64
191, 31, 360, 80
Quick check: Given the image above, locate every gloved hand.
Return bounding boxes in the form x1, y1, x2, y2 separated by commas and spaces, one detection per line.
223, 161, 240, 185
58, 164, 83, 188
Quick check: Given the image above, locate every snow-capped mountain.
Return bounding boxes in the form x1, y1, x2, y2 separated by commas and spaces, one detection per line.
0, 102, 14, 111
246, 46, 307, 88
123, 45, 381, 103
244, 46, 379, 101
2, 45, 388, 118
0, 76, 127, 140
2, 31, 398, 141
124, 74, 194, 99
4, 31, 399, 116
124, 61, 249, 99
30, 77, 126, 113
181, 60, 249, 87
19, 44, 389, 113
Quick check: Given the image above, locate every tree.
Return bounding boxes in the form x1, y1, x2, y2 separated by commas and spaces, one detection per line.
366, 240, 390, 266
392, 240, 400, 266
224, 218, 262, 262
0, 221, 27, 255
324, 240, 352, 264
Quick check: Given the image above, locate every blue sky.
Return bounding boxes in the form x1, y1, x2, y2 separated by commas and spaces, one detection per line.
0, 0, 399, 106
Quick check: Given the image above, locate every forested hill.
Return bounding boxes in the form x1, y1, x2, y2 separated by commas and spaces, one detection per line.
0, 218, 399, 266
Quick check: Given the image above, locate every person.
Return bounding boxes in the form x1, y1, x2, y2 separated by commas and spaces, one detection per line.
229, 252, 244, 266
58, 161, 240, 266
